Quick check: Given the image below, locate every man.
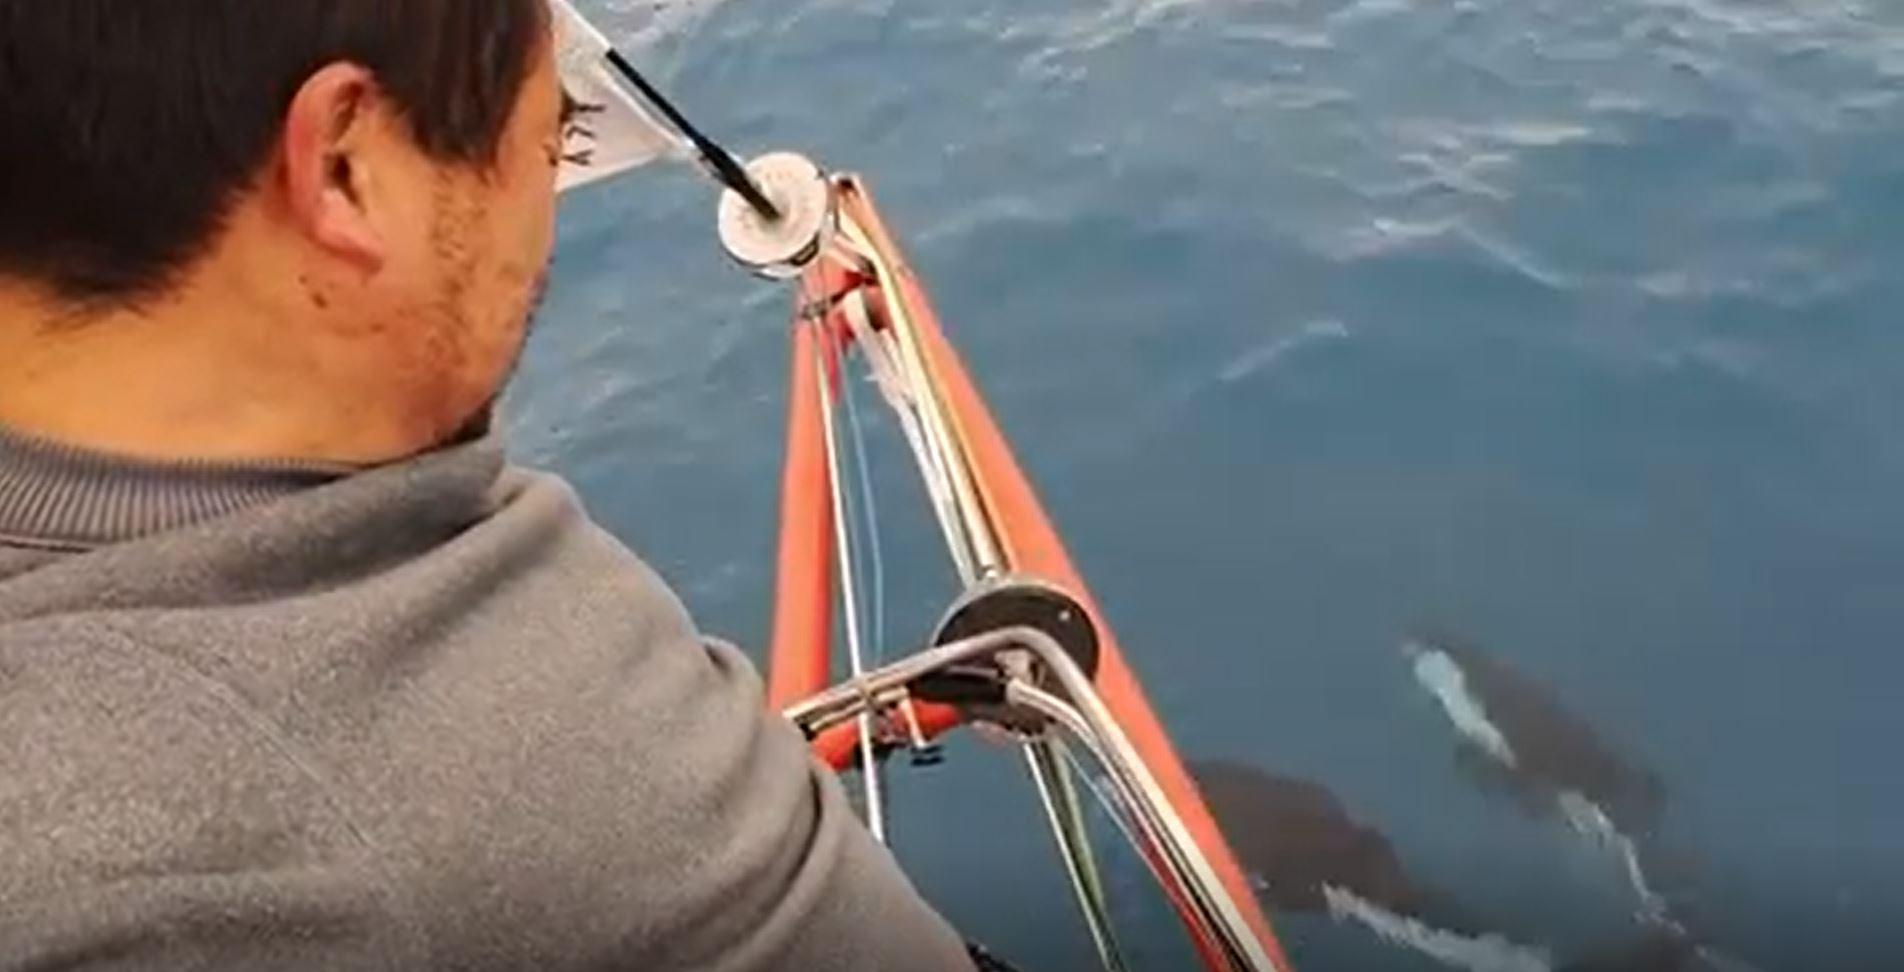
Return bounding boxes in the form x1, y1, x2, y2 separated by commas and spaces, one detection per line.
0, 2, 975, 969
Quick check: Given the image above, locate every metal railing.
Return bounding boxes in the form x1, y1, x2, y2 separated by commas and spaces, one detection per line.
784, 625, 1281, 972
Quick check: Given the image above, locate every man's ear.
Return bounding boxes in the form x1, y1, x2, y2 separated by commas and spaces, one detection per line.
280, 63, 389, 274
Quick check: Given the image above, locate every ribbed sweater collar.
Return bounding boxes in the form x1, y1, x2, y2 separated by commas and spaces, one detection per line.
0, 425, 358, 549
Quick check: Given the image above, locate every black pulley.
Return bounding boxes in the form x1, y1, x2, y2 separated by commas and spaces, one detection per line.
914, 576, 1102, 708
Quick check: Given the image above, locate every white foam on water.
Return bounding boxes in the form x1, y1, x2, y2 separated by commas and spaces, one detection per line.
1556, 791, 1678, 931
598, 0, 733, 52
1557, 794, 1764, 972
1696, 945, 1767, 972
1324, 886, 1553, 972
1219, 319, 1351, 383
1410, 645, 1520, 770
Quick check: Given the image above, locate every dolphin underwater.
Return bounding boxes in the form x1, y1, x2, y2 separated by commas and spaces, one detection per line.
1193, 760, 1439, 919
1194, 760, 1557, 972
1403, 636, 1760, 968
1404, 635, 1666, 837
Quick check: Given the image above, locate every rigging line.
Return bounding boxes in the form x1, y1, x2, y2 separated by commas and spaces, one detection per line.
1009, 682, 1275, 971
839, 288, 916, 416
1058, 741, 1156, 893
796, 278, 877, 652
823, 247, 976, 586
893, 393, 980, 585
827, 348, 872, 667
838, 215, 1002, 578
878, 385, 975, 585
1026, 740, 1133, 972
834, 234, 980, 583
1052, 742, 1252, 971
828, 251, 975, 590
813, 321, 887, 843
836, 342, 888, 659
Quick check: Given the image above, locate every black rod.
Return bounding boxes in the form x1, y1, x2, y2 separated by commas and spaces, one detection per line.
604, 49, 781, 221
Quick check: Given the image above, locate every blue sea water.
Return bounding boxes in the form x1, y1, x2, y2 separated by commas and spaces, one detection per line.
510, 1, 1904, 968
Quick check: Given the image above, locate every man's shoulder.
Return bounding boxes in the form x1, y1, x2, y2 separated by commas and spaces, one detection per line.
0, 619, 380, 911
0, 633, 415, 969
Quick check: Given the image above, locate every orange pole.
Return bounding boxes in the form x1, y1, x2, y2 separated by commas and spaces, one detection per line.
767, 321, 836, 709
836, 182, 1295, 972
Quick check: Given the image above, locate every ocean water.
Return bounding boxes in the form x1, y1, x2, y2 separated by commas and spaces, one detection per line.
508, 0, 1904, 968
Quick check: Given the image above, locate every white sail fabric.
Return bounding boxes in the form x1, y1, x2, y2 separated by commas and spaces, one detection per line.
550, 0, 691, 193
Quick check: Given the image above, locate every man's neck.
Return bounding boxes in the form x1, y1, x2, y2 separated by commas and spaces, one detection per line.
0, 276, 427, 466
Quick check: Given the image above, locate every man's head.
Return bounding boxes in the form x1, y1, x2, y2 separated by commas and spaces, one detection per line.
0, 0, 572, 463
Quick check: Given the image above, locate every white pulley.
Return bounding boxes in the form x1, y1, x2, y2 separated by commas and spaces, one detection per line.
718, 152, 834, 280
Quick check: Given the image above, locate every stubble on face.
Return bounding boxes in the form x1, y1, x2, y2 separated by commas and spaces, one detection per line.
407, 29, 563, 453
413, 172, 553, 451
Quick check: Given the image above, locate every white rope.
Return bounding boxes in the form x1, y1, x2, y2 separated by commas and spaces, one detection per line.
836, 344, 888, 658
841, 289, 978, 583
813, 325, 887, 843
838, 214, 1002, 579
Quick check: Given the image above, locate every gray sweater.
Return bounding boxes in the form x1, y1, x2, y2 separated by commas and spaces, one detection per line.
0, 426, 972, 971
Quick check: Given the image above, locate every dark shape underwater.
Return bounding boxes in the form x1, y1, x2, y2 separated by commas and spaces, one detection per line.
1191, 760, 1467, 930
1408, 633, 1667, 837
1560, 928, 1708, 972
1192, 758, 1751, 971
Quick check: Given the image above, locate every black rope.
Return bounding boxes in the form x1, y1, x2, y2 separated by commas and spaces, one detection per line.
603, 49, 782, 221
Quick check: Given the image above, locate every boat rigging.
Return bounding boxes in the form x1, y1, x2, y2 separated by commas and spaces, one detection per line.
550, 2, 1293, 967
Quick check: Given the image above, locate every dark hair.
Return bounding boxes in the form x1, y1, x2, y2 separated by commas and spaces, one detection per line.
0, 0, 548, 305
